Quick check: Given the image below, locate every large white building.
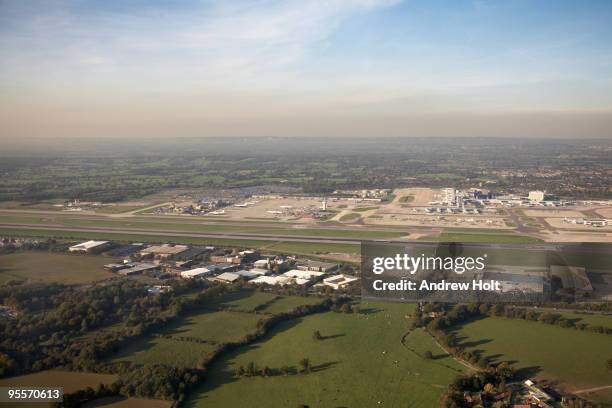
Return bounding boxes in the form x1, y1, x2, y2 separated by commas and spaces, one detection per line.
296, 260, 338, 273
528, 190, 545, 202
441, 188, 456, 205
180, 267, 212, 279
323, 274, 360, 290
69, 240, 110, 253
213, 272, 241, 283
250, 275, 292, 286
283, 269, 325, 280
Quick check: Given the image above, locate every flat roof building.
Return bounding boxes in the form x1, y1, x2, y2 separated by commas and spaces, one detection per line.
284, 269, 325, 280
69, 240, 110, 253
213, 272, 242, 283
118, 263, 159, 276
140, 244, 189, 257
249, 268, 271, 276
250, 275, 292, 286
323, 274, 360, 290
180, 267, 212, 279
296, 260, 338, 273
254, 259, 270, 269
233, 269, 260, 279
528, 190, 545, 202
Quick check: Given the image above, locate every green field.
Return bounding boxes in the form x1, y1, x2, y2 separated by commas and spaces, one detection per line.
423, 232, 543, 243
352, 206, 379, 212
259, 295, 323, 315
0, 227, 360, 256
209, 290, 279, 312
108, 292, 324, 368
0, 214, 404, 239
207, 290, 325, 315
262, 240, 359, 255
160, 311, 263, 344
551, 311, 612, 329
339, 212, 361, 222
452, 317, 612, 393
108, 333, 218, 368
184, 301, 464, 408
0, 252, 115, 285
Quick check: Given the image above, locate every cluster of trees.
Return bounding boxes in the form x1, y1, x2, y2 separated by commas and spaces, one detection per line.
477, 304, 612, 335
441, 364, 516, 408
234, 358, 312, 378
412, 303, 611, 337
152, 333, 216, 345
114, 363, 199, 402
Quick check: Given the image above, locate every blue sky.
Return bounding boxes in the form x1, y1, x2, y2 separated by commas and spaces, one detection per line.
1, 0, 611, 138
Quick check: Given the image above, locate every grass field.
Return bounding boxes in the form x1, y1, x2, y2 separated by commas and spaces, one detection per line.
108, 333, 218, 368
0, 227, 360, 255
0, 252, 114, 285
352, 206, 379, 212
422, 232, 543, 243
160, 311, 263, 344
262, 240, 359, 255
452, 317, 612, 393
184, 301, 464, 408
339, 212, 361, 222
259, 295, 323, 315
0, 214, 405, 239
209, 290, 279, 312
108, 292, 329, 369
552, 311, 612, 329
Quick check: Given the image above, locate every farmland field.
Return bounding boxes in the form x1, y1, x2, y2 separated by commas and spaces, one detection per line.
108, 291, 328, 368
0, 252, 114, 285
451, 317, 612, 394
550, 311, 612, 329
159, 311, 263, 344
259, 295, 324, 315
108, 333, 217, 368
184, 301, 465, 408
209, 290, 279, 312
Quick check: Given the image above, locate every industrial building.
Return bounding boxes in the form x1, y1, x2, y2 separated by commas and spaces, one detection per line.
140, 244, 189, 258
180, 267, 212, 279
528, 190, 545, 202
213, 272, 242, 283
323, 274, 360, 290
118, 263, 159, 276
284, 269, 325, 280
69, 240, 111, 253
296, 260, 339, 273
250, 275, 292, 286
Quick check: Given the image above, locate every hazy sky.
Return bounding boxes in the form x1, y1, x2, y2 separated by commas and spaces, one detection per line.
1, 0, 612, 139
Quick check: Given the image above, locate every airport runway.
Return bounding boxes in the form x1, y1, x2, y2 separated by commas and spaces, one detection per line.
0, 223, 378, 244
